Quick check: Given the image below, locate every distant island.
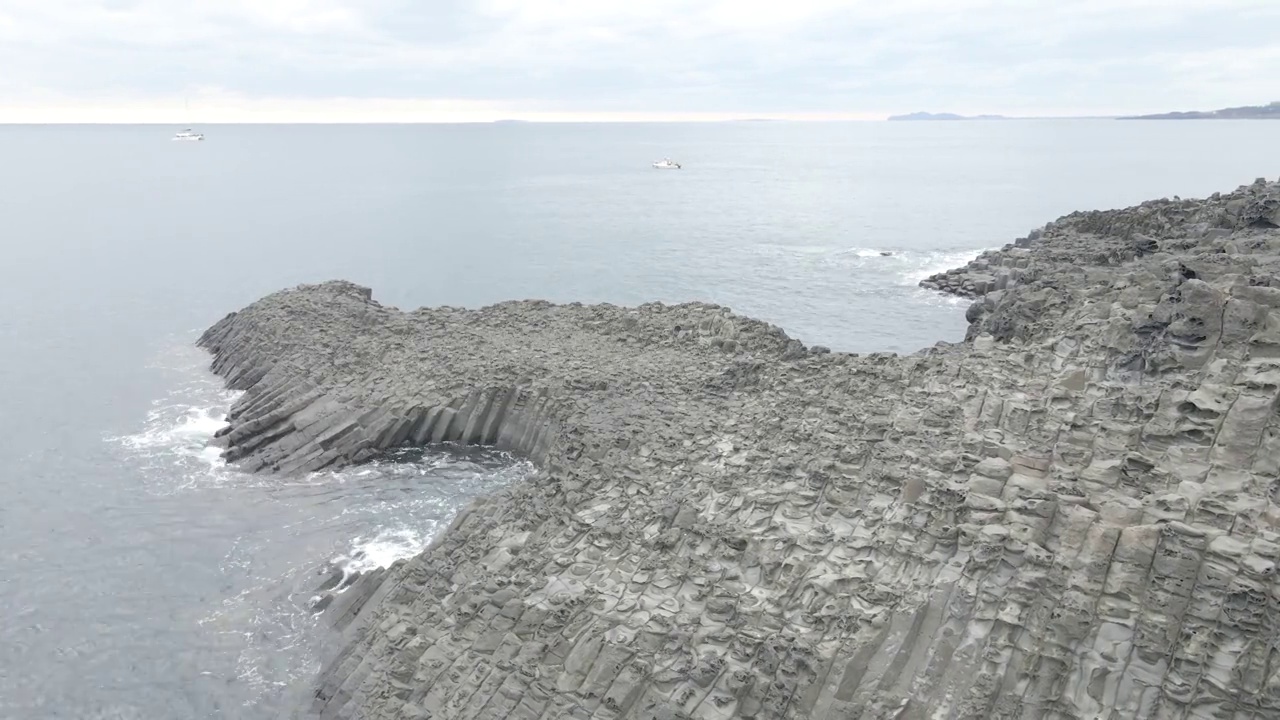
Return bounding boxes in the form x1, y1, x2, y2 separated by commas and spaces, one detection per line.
887, 112, 1009, 121
1120, 101, 1280, 120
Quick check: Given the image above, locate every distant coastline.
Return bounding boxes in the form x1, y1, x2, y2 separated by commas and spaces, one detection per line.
1119, 101, 1280, 120
886, 106, 1280, 122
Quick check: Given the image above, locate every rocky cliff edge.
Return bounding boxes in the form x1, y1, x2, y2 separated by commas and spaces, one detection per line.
201, 178, 1280, 719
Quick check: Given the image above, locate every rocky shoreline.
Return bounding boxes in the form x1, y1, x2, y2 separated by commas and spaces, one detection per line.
203, 178, 1280, 719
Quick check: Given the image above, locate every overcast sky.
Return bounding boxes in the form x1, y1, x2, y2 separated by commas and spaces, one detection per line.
1, 0, 1276, 122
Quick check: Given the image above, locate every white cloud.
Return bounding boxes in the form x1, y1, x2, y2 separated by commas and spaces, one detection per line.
0, 0, 1275, 121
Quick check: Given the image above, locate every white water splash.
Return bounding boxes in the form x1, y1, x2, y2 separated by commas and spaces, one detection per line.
115, 403, 233, 461
749, 241, 996, 288
332, 526, 429, 575
902, 247, 1000, 286
105, 344, 246, 494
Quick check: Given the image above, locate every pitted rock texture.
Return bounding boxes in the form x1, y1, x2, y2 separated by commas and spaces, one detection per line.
205, 178, 1280, 720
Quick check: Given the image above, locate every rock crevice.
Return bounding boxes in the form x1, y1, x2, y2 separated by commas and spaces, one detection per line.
205, 179, 1280, 719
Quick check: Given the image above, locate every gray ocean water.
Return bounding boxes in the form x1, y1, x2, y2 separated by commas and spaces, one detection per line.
0, 120, 1274, 719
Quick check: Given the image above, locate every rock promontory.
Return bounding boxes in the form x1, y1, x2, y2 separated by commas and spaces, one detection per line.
203, 178, 1280, 719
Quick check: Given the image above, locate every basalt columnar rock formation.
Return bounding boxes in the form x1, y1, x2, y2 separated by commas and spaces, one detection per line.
202, 178, 1280, 720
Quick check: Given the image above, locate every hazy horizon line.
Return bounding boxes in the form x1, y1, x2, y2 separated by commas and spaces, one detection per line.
0, 97, 1131, 125
0, 115, 1126, 125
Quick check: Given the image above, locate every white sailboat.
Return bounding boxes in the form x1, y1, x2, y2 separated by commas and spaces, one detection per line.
172, 97, 204, 141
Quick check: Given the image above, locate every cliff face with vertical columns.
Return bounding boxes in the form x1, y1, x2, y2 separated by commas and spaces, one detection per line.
204, 179, 1280, 719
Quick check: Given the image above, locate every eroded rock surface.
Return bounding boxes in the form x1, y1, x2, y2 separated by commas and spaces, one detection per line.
205, 178, 1280, 719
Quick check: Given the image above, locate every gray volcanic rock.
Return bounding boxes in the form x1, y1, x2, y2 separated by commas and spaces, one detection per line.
205, 178, 1280, 719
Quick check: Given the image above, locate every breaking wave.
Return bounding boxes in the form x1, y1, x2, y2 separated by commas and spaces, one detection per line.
747, 242, 996, 289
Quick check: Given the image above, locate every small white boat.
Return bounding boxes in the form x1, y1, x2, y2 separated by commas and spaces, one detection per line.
172, 129, 204, 141
652, 158, 681, 169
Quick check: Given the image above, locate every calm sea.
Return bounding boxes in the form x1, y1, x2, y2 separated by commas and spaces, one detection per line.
0, 120, 1273, 718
